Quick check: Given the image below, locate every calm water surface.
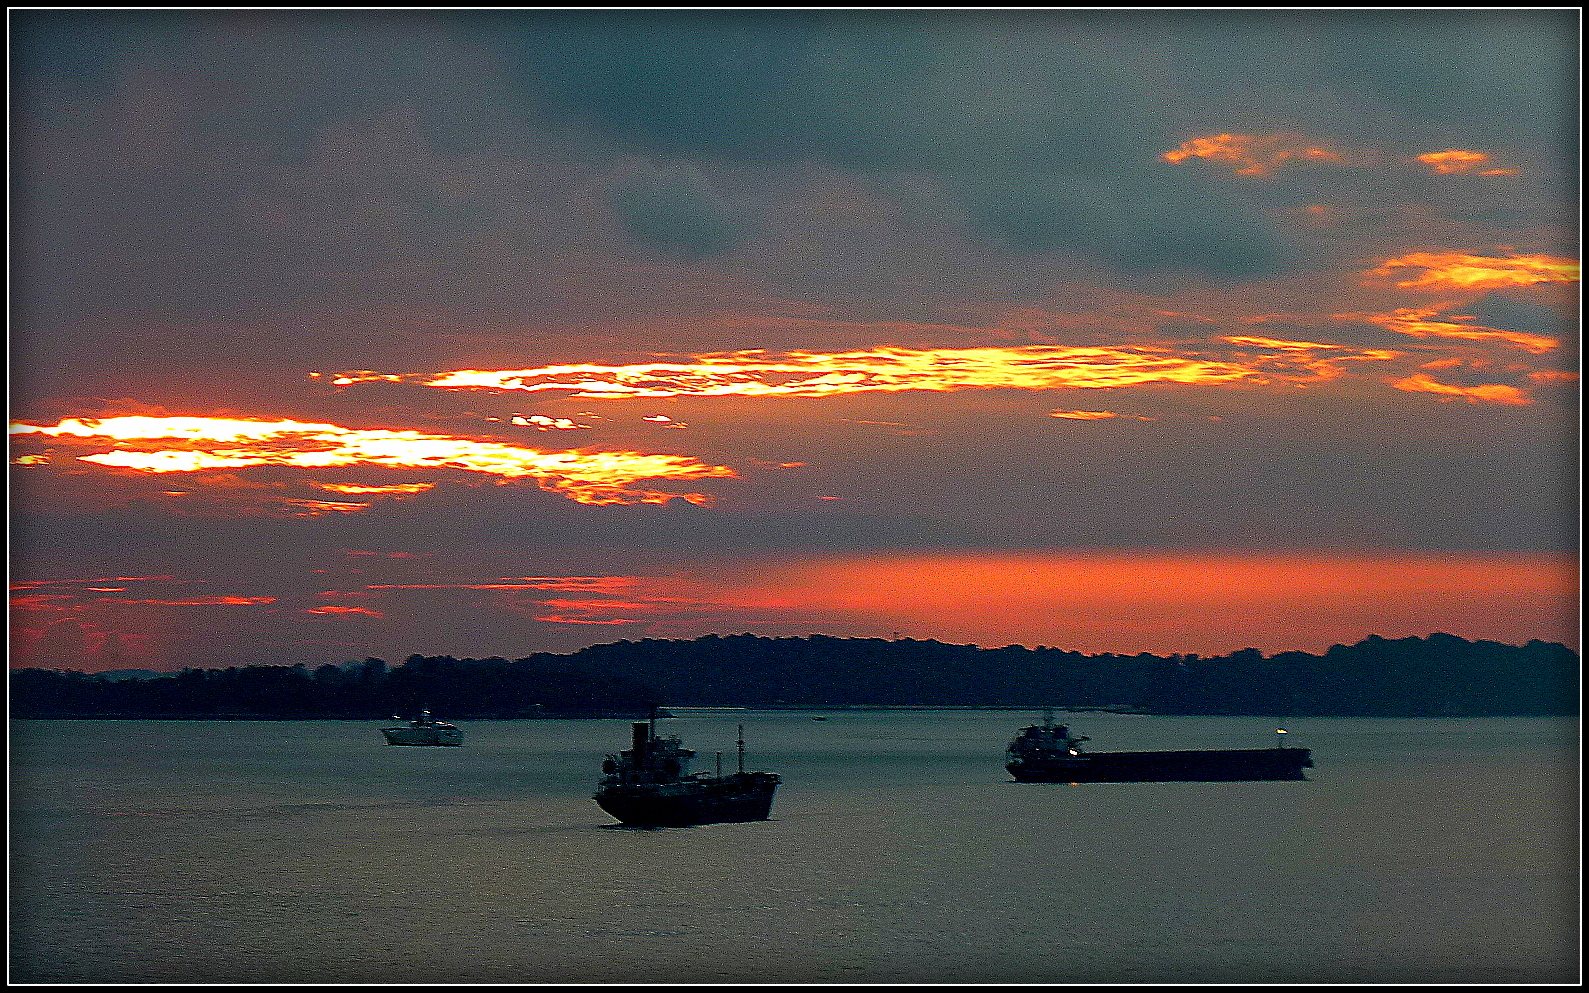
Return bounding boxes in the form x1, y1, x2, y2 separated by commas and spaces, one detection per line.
9, 711, 1579, 982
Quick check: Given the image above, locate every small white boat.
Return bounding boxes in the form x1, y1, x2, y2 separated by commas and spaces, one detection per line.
380, 710, 463, 746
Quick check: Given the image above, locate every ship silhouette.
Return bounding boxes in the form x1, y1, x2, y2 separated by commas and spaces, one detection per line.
1006, 710, 1313, 782
595, 711, 780, 827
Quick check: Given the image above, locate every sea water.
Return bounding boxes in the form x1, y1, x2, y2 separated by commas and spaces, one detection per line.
8, 711, 1579, 982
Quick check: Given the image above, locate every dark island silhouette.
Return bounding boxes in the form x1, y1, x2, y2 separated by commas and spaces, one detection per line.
9, 631, 1577, 719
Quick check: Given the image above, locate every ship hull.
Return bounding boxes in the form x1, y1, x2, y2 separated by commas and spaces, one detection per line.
381, 727, 463, 746
595, 773, 779, 827
1008, 747, 1312, 783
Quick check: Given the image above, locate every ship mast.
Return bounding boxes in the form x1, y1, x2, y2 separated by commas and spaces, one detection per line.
737, 724, 746, 774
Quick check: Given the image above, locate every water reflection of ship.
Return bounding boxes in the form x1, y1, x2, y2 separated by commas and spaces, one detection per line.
594, 711, 780, 827
380, 709, 463, 746
1005, 709, 1312, 782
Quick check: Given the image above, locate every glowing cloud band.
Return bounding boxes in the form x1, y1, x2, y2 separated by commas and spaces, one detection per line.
8, 416, 735, 505
1160, 133, 1345, 175
1415, 150, 1518, 176
1352, 308, 1561, 355
1364, 252, 1580, 292
1389, 373, 1530, 405
1163, 136, 1523, 180
1050, 410, 1122, 420
327, 345, 1279, 399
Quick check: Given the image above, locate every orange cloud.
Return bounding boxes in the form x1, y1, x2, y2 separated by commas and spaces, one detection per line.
280, 498, 371, 515
1050, 410, 1119, 420
1221, 334, 1346, 352
313, 482, 435, 496
104, 595, 278, 606
11, 575, 180, 591
1160, 133, 1346, 175
1350, 307, 1561, 354
531, 598, 656, 625
1416, 150, 1518, 176
13, 583, 276, 611
8, 415, 735, 506
1049, 409, 1156, 422
1389, 372, 1531, 405
510, 414, 590, 431
341, 575, 705, 628
323, 332, 1461, 405
364, 577, 640, 593
306, 605, 385, 618
534, 612, 636, 626
348, 573, 774, 630
1364, 252, 1580, 292
1218, 335, 1402, 383
328, 345, 1266, 399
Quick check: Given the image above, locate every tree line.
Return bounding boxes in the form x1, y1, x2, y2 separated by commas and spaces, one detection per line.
8, 631, 1578, 719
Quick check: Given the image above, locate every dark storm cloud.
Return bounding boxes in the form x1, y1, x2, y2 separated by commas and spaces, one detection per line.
13, 11, 532, 158
494, 9, 1576, 277
12, 9, 1574, 344
9, 10, 180, 101
613, 161, 757, 258
948, 168, 1292, 280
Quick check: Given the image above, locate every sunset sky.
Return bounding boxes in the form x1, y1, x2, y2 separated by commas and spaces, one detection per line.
9, 10, 1580, 673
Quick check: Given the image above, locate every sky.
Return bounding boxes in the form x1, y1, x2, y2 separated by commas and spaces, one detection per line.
8, 10, 1580, 673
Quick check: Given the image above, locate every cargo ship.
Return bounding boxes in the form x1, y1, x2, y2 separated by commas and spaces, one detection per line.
380, 709, 463, 746
595, 713, 780, 827
1005, 711, 1312, 782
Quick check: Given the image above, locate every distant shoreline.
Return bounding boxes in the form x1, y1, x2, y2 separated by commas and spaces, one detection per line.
12, 632, 1578, 720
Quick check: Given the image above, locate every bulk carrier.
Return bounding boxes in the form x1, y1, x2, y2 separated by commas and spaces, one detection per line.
1006, 711, 1313, 782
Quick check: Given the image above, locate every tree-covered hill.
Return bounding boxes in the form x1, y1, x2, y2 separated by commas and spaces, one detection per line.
8, 631, 1579, 719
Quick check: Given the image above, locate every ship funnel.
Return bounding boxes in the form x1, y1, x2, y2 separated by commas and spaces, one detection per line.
631, 721, 649, 763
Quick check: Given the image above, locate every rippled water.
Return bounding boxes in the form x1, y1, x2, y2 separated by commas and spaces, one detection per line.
9, 711, 1579, 982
